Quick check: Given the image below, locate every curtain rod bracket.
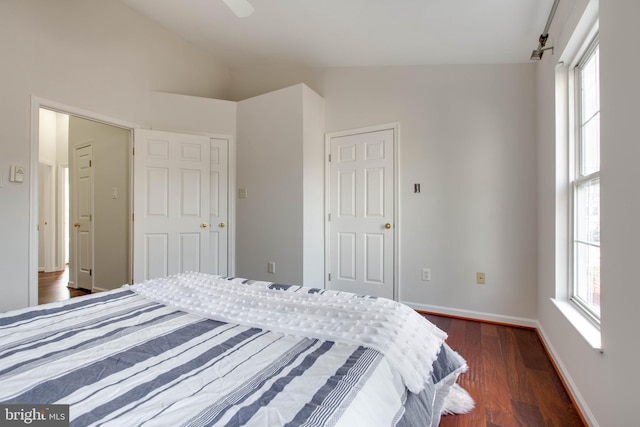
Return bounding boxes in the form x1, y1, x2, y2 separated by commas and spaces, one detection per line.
529, 0, 560, 60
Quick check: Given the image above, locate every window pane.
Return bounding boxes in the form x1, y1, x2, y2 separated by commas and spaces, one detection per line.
574, 242, 601, 317
581, 114, 600, 176
581, 47, 600, 120
580, 46, 600, 176
575, 179, 600, 244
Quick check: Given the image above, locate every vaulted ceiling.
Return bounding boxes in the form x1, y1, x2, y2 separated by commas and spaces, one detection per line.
119, 0, 554, 68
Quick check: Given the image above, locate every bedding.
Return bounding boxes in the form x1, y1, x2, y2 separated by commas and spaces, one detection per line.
0, 272, 471, 426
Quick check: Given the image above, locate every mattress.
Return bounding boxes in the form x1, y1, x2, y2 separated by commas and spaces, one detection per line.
0, 273, 470, 426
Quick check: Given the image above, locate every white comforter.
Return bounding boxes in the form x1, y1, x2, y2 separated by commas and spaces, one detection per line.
130, 272, 448, 394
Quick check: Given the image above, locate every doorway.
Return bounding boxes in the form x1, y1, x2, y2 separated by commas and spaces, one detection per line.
35, 104, 133, 303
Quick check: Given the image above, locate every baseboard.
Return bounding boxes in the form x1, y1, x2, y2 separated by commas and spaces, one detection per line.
92, 286, 108, 293
402, 300, 538, 328
535, 322, 599, 427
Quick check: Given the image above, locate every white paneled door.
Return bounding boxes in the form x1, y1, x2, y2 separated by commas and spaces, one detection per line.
328, 127, 395, 299
133, 129, 213, 282
73, 144, 94, 290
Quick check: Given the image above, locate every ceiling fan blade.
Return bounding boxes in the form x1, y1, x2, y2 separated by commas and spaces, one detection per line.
222, 0, 254, 18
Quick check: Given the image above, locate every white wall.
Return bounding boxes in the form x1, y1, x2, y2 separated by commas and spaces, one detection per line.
537, 0, 640, 425
302, 86, 326, 287
39, 110, 58, 165
236, 85, 303, 283
236, 84, 325, 285
325, 66, 539, 321
56, 114, 70, 168
231, 65, 539, 322
229, 65, 325, 103
147, 91, 237, 136
0, 0, 230, 311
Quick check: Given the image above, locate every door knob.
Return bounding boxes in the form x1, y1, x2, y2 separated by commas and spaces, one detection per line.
200, 222, 209, 229
74, 222, 81, 228
218, 222, 226, 228
384, 223, 392, 229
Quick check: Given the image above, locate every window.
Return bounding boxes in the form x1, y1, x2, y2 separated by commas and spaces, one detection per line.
571, 37, 600, 322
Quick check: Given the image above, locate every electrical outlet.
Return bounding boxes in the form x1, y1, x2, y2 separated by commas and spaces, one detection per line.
422, 268, 431, 281
267, 262, 276, 274
476, 272, 486, 285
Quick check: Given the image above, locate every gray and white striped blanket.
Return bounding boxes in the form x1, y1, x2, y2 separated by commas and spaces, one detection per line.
0, 274, 467, 426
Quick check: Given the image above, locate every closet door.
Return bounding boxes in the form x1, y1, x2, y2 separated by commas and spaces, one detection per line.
133, 129, 210, 282
328, 127, 396, 299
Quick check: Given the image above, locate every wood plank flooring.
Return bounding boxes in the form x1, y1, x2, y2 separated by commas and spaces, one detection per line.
423, 313, 585, 427
38, 268, 91, 305
38, 274, 585, 426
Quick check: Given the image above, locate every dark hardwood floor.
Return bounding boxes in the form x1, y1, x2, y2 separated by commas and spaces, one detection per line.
423, 313, 585, 427
38, 268, 91, 305
37, 273, 585, 426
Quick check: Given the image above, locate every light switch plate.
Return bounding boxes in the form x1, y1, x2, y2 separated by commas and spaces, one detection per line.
10, 166, 25, 183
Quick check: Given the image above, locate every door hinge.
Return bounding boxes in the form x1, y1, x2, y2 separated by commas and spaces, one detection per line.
328, 273, 331, 281
90, 214, 92, 222
89, 160, 92, 167
328, 213, 331, 222
89, 269, 92, 276
132, 147, 135, 156
328, 153, 332, 162
132, 213, 135, 222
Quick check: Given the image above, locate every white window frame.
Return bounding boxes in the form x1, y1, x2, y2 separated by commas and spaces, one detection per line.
569, 34, 600, 326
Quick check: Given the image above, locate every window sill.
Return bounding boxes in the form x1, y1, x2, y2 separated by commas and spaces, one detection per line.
550, 298, 602, 352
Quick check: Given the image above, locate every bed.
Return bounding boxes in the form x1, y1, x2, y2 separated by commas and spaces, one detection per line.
0, 272, 472, 426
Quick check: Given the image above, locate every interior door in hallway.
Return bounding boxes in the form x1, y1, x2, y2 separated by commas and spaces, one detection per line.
38, 162, 55, 273
328, 127, 395, 299
72, 144, 94, 290
133, 129, 211, 282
